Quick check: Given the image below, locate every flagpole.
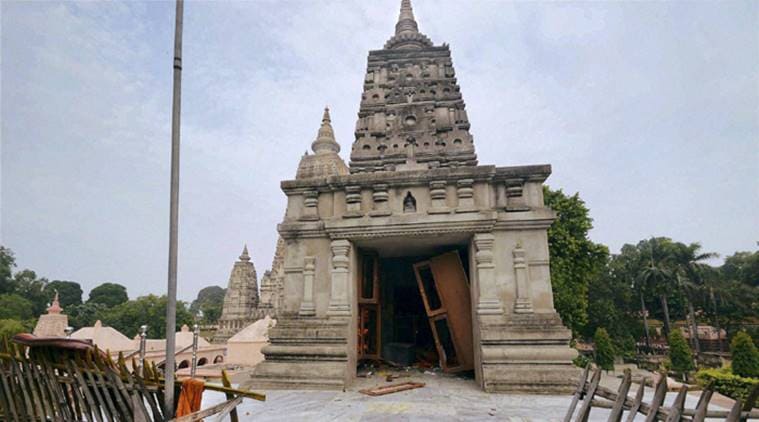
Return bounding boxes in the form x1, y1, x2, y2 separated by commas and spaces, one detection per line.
165, 0, 183, 417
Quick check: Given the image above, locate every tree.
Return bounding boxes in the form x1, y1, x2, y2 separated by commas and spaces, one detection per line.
190, 286, 225, 324
99, 295, 193, 338
12, 269, 48, 315
0, 246, 16, 294
67, 302, 107, 329
44, 280, 83, 308
594, 328, 615, 371
722, 251, 759, 288
668, 329, 694, 379
88, 283, 129, 308
0, 294, 35, 320
0, 319, 26, 339
544, 187, 609, 336
730, 331, 759, 378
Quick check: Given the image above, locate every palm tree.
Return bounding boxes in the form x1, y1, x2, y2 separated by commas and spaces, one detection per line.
671, 242, 718, 357
640, 238, 676, 340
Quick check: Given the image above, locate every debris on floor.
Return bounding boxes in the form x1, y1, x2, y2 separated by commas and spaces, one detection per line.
359, 381, 426, 396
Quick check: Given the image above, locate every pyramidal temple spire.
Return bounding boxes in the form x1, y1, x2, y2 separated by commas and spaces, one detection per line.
385, 0, 432, 50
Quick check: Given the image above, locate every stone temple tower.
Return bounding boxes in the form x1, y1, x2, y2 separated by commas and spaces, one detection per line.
250, 0, 578, 393
214, 245, 260, 343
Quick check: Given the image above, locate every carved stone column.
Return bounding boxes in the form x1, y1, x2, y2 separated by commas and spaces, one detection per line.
456, 178, 477, 213
428, 180, 450, 214
327, 239, 352, 317
512, 245, 533, 313
344, 186, 363, 218
299, 256, 316, 317
300, 190, 319, 221
474, 233, 502, 315
369, 183, 391, 217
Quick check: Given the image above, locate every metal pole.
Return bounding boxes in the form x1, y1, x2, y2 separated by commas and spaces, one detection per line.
165, 0, 183, 417
190, 323, 199, 378
139, 325, 148, 374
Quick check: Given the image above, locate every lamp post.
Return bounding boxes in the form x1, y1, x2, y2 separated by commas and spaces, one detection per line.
190, 323, 199, 378
164, 0, 184, 417
139, 325, 148, 374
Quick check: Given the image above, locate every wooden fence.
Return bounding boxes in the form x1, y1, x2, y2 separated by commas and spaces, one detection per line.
564, 366, 759, 422
0, 334, 264, 421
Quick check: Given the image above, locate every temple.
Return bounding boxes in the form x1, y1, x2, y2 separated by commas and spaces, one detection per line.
213, 245, 265, 343
249, 0, 578, 393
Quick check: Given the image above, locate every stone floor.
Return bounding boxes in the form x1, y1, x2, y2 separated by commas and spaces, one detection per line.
203, 368, 730, 421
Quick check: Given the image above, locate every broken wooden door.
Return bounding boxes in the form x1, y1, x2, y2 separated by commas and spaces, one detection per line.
357, 252, 381, 360
413, 251, 474, 372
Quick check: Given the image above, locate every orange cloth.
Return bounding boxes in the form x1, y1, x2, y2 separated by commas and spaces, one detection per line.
175, 378, 205, 417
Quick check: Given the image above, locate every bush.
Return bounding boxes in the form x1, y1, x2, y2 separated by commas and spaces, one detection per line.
0, 319, 26, 339
668, 329, 694, 375
731, 331, 759, 378
594, 328, 615, 371
696, 367, 759, 402
573, 354, 592, 368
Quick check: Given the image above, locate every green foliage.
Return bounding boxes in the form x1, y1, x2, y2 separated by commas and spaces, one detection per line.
594, 328, 615, 371
572, 354, 592, 368
87, 283, 128, 308
544, 187, 609, 336
66, 302, 107, 329
722, 251, 759, 288
668, 329, 695, 374
12, 269, 49, 315
189, 286, 226, 324
0, 319, 27, 338
99, 295, 193, 338
0, 246, 16, 294
696, 367, 759, 402
44, 280, 83, 308
730, 331, 759, 378
613, 334, 637, 361
0, 294, 35, 320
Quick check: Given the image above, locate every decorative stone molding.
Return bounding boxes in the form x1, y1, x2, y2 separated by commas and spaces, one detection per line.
474, 233, 502, 315
327, 240, 352, 317
299, 190, 320, 221
369, 183, 392, 217
505, 182, 529, 212
299, 257, 316, 317
512, 244, 533, 313
344, 185, 363, 218
428, 180, 450, 214
455, 178, 477, 213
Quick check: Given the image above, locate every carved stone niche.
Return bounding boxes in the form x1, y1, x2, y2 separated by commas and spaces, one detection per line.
369, 183, 392, 217
299, 190, 320, 221
505, 181, 529, 212
428, 180, 450, 214
455, 178, 477, 213
344, 185, 363, 219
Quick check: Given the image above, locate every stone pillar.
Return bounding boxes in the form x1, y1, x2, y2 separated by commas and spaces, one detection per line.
512, 245, 534, 313
327, 239, 352, 317
474, 233, 502, 315
344, 186, 363, 218
299, 256, 316, 317
300, 190, 319, 221
369, 184, 391, 217
456, 178, 477, 213
428, 180, 450, 214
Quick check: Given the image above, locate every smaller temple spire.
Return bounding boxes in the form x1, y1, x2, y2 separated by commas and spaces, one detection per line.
384, 0, 432, 50
239, 244, 251, 262
311, 106, 340, 155
47, 290, 63, 315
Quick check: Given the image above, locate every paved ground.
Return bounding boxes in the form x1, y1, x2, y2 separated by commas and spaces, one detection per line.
202, 368, 730, 421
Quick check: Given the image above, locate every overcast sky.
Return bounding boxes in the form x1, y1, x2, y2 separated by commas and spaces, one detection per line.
2, 0, 757, 302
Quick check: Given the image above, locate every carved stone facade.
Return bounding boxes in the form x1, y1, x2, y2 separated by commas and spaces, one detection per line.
249, 0, 578, 393
213, 245, 265, 343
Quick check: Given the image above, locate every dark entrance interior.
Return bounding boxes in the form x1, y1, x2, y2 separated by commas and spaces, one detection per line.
357, 242, 473, 374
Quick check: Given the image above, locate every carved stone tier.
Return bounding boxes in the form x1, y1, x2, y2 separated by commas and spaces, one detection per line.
247, 317, 351, 389
479, 313, 579, 393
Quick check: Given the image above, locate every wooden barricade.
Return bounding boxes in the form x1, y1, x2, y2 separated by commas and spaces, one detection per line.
564, 366, 759, 422
0, 334, 264, 421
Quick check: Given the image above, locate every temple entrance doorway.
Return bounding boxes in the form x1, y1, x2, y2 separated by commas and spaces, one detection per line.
355, 235, 475, 378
